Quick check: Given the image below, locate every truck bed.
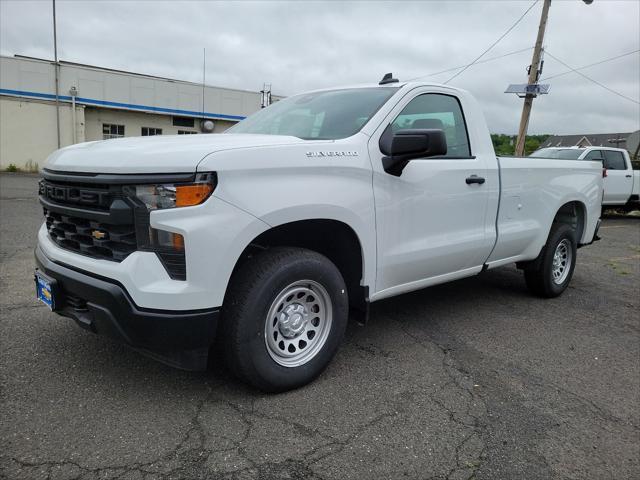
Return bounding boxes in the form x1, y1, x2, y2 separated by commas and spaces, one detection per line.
487, 156, 603, 266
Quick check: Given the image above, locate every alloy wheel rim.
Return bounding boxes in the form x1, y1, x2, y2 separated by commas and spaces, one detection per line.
552, 239, 572, 285
264, 280, 332, 367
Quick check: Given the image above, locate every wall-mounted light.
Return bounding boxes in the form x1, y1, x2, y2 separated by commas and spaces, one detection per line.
201, 119, 215, 133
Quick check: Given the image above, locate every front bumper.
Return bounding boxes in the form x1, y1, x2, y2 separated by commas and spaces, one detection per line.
35, 245, 220, 370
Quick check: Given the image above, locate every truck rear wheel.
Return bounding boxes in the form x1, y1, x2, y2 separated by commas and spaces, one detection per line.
220, 247, 348, 392
524, 223, 577, 298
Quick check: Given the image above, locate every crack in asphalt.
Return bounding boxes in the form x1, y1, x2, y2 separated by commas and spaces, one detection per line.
2, 303, 43, 313
0, 244, 36, 259
3, 288, 634, 480
2, 327, 482, 480
394, 323, 488, 480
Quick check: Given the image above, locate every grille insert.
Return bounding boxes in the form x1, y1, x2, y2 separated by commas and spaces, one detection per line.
44, 209, 137, 262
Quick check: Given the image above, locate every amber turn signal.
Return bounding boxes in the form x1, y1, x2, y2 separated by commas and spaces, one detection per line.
172, 233, 185, 250
176, 184, 214, 207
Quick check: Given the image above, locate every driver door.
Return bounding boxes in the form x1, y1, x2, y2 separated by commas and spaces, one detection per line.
368, 90, 496, 296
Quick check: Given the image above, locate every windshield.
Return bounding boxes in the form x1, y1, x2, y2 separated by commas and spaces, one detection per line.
228, 87, 399, 140
530, 148, 584, 160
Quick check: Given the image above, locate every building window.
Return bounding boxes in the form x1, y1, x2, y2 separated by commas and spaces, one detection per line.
142, 127, 162, 136
177, 130, 197, 135
173, 117, 195, 128
103, 124, 124, 139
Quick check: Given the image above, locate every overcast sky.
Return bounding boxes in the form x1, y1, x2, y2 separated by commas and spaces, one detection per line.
1, 0, 638, 134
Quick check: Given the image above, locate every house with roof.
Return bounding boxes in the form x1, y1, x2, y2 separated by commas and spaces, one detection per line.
539, 133, 632, 151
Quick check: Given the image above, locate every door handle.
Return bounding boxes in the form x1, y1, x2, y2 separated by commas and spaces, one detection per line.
625, 174, 632, 178
466, 175, 485, 185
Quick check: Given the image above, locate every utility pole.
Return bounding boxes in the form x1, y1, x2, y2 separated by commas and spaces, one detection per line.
607, 134, 625, 148
52, 0, 61, 149
513, 0, 593, 156
514, 0, 551, 157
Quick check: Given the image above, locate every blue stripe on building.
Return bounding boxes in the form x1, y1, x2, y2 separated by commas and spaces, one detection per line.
0, 88, 247, 121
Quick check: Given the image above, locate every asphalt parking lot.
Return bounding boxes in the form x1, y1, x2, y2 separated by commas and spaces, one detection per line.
1, 172, 638, 480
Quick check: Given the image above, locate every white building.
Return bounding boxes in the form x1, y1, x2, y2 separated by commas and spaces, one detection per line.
0, 55, 277, 170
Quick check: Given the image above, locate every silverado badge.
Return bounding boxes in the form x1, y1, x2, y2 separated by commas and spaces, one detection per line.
306, 151, 359, 158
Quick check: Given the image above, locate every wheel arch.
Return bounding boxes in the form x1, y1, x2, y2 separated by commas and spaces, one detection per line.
517, 199, 588, 272
552, 200, 587, 244
228, 218, 370, 322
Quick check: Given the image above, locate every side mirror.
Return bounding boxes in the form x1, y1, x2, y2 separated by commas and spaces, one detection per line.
379, 128, 448, 176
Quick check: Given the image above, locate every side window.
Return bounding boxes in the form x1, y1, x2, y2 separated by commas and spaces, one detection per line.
603, 150, 627, 170
102, 124, 124, 140
391, 94, 471, 157
141, 127, 162, 136
583, 150, 604, 161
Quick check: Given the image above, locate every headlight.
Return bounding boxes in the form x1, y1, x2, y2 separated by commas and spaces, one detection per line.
122, 172, 216, 281
124, 172, 216, 210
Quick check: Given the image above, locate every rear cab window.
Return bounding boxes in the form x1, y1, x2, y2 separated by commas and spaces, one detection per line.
603, 150, 627, 170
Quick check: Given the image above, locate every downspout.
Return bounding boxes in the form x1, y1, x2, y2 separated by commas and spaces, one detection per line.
69, 86, 77, 144
52, 0, 61, 148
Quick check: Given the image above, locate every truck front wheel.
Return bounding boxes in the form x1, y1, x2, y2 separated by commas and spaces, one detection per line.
220, 247, 348, 392
524, 223, 577, 298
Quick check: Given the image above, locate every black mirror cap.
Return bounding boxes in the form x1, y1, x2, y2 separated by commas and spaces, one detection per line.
380, 128, 448, 176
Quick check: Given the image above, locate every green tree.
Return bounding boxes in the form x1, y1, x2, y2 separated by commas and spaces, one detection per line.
491, 134, 551, 156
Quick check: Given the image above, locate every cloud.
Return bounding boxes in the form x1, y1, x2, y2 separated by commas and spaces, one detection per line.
1, 0, 638, 134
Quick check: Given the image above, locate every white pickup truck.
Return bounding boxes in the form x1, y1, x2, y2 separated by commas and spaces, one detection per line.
531, 146, 639, 210
35, 76, 603, 391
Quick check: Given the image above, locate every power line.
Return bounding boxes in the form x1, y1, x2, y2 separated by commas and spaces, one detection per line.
443, 0, 540, 84
540, 49, 640, 81
406, 47, 533, 82
544, 51, 639, 105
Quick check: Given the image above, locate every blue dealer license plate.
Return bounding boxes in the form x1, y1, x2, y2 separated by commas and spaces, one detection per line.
35, 271, 55, 310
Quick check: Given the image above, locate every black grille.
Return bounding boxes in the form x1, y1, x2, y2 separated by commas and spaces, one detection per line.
44, 209, 137, 261
39, 179, 114, 210
39, 171, 189, 280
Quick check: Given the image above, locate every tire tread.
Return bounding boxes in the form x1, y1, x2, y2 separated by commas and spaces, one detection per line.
524, 223, 577, 298
219, 247, 347, 391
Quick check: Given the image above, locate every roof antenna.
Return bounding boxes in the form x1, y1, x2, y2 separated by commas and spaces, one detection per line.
379, 73, 399, 85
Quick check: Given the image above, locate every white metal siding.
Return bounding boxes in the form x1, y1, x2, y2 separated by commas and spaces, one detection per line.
0, 55, 275, 120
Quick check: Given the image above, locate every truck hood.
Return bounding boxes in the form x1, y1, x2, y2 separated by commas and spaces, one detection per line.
44, 134, 307, 174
